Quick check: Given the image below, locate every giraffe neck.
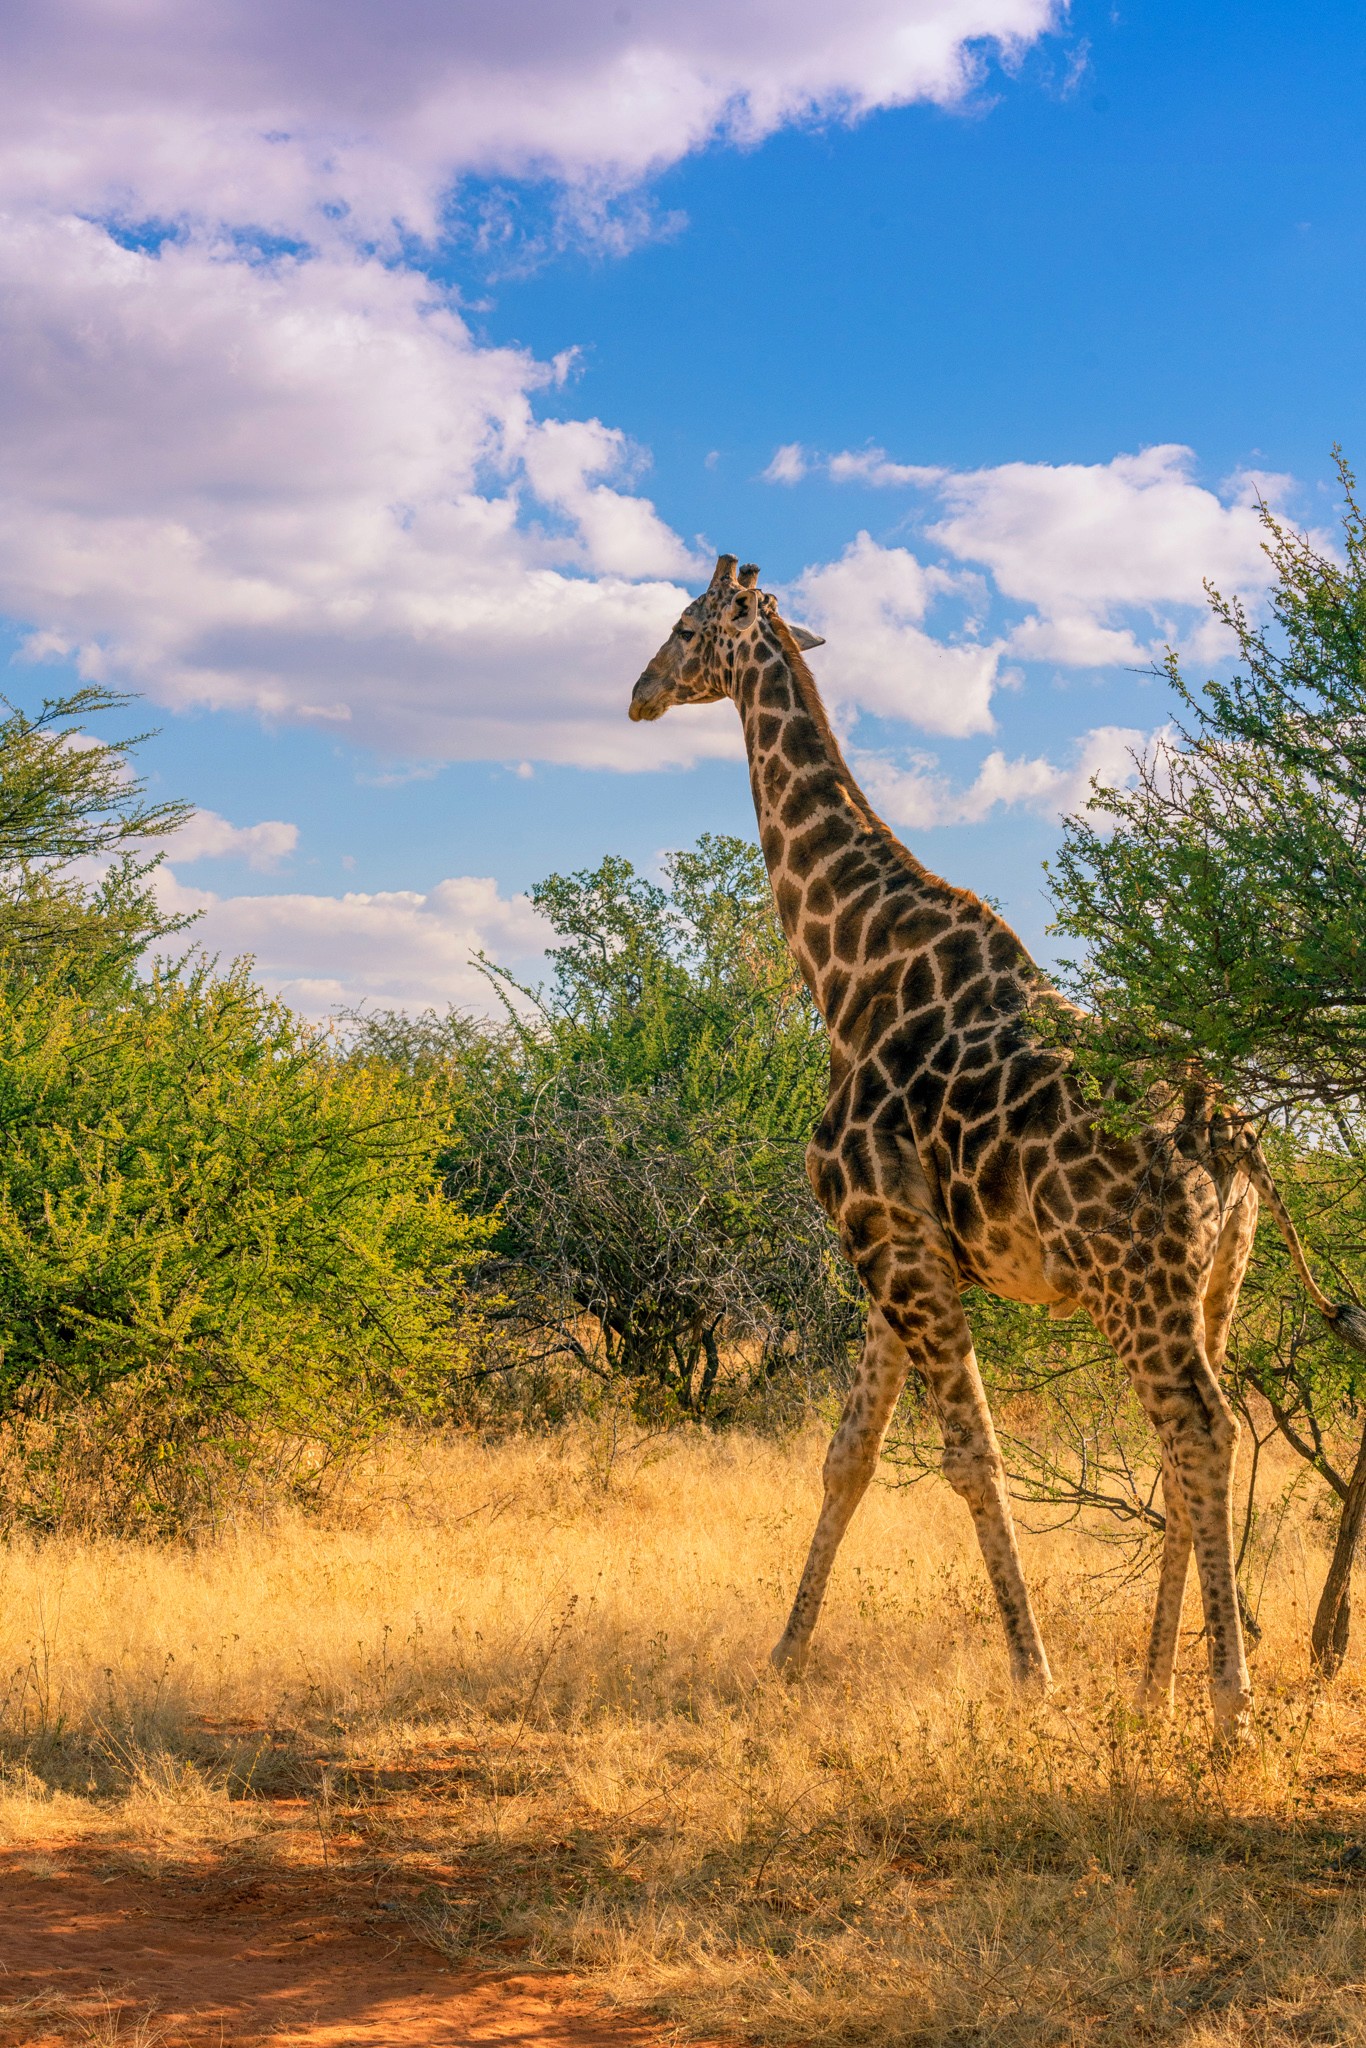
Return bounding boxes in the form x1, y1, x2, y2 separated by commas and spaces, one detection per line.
734, 623, 978, 1032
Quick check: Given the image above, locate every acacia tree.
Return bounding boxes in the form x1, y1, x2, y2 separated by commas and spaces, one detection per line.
0, 690, 489, 1530
0, 687, 193, 980
1047, 455, 1366, 1667
1230, 1127, 1366, 1674
435, 836, 862, 1414
1049, 454, 1366, 1117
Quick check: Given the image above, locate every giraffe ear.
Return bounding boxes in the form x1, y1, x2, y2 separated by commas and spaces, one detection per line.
789, 624, 825, 650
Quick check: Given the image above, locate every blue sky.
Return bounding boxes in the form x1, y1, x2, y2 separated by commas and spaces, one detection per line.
4, 0, 1363, 1009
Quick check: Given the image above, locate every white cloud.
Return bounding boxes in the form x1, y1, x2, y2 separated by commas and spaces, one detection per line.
520, 418, 699, 580
764, 443, 943, 489
1004, 613, 1151, 667
827, 446, 945, 488
787, 532, 1002, 738
793, 441, 1285, 672
0, 1, 1065, 782
170, 809, 298, 870
929, 445, 1277, 665
856, 724, 1146, 829
1224, 465, 1298, 511
929, 442, 1272, 608
763, 443, 810, 486
0, 3, 1060, 238
0, 220, 736, 770
157, 866, 552, 1015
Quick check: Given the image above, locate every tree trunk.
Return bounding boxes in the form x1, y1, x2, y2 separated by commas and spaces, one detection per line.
674, 1337, 700, 1411
1311, 1411, 1366, 1678
696, 1328, 721, 1413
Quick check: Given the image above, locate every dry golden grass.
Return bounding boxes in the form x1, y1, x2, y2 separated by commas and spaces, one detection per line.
4, 1421, 1366, 2045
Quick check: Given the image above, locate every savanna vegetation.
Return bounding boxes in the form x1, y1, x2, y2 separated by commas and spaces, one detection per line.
7, 1427, 1366, 2048
4, 470, 1366, 2045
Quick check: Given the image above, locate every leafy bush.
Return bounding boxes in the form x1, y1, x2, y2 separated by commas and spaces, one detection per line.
1044, 454, 1366, 1661
351, 836, 863, 1420
0, 685, 191, 981
0, 959, 489, 1530
462, 1063, 858, 1416
1048, 454, 1366, 1118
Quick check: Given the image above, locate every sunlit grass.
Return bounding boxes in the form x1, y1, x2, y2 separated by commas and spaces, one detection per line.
4, 1423, 1366, 2044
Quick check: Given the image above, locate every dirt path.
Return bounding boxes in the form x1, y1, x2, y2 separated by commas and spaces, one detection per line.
0, 1849, 683, 2047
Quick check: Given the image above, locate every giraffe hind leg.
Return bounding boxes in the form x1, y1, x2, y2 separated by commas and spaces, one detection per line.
1138, 1452, 1192, 1715
1180, 1401, 1249, 1735
1137, 1188, 1257, 1719
1110, 1309, 1251, 1736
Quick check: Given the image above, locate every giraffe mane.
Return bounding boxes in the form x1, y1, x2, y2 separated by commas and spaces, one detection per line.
768, 609, 1023, 950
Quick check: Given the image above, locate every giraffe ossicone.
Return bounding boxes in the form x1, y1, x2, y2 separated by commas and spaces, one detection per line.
628, 552, 1366, 1736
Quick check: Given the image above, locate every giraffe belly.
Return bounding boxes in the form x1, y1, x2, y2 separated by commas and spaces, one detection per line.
946, 1200, 1074, 1308
874, 1116, 1078, 1310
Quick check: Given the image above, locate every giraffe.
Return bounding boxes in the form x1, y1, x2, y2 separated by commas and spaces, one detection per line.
628, 552, 1366, 1735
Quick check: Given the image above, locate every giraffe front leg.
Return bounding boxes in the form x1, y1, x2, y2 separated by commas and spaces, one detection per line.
1138, 1452, 1192, 1715
885, 1251, 1051, 1692
928, 1365, 1053, 1694
771, 1307, 908, 1677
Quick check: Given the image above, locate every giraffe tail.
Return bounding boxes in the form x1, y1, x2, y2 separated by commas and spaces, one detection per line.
1242, 1145, 1366, 1356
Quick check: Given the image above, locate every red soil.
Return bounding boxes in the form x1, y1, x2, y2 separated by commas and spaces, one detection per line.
0, 1848, 683, 2048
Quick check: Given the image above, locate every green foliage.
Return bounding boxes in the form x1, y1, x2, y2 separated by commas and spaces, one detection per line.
1224, 1119, 1366, 1668
0, 959, 489, 1526
0, 687, 193, 981
1044, 471, 1366, 1653
1235, 1123, 1366, 1436
404, 835, 859, 1416
1048, 453, 1366, 1117
507, 834, 828, 1131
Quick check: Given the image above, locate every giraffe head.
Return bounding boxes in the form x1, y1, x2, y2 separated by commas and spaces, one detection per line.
628, 554, 824, 722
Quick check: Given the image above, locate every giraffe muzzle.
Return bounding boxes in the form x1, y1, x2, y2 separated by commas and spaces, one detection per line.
629, 672, 669, 720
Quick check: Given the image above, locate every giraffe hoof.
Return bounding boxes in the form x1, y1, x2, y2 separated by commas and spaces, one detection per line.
770, 1638, 809, 1681
1011, 1652, 1054, 1698
1211, 1694, 1255, 1751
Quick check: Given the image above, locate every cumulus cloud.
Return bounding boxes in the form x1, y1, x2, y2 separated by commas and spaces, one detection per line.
170, 810, 299, 871
157, 865, 552, 1015
0, 2, 1065, 778
0, 2, 1060, 236
787, 532, 1003, 738
927, 445, 1276, 663
520, 418, 699, 579
795, 441, 1284, 671
0, 221, 733, 769
855, 724, 1146, 830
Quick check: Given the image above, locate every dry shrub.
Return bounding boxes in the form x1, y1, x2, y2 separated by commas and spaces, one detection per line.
3, 1427, 1366, 2045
